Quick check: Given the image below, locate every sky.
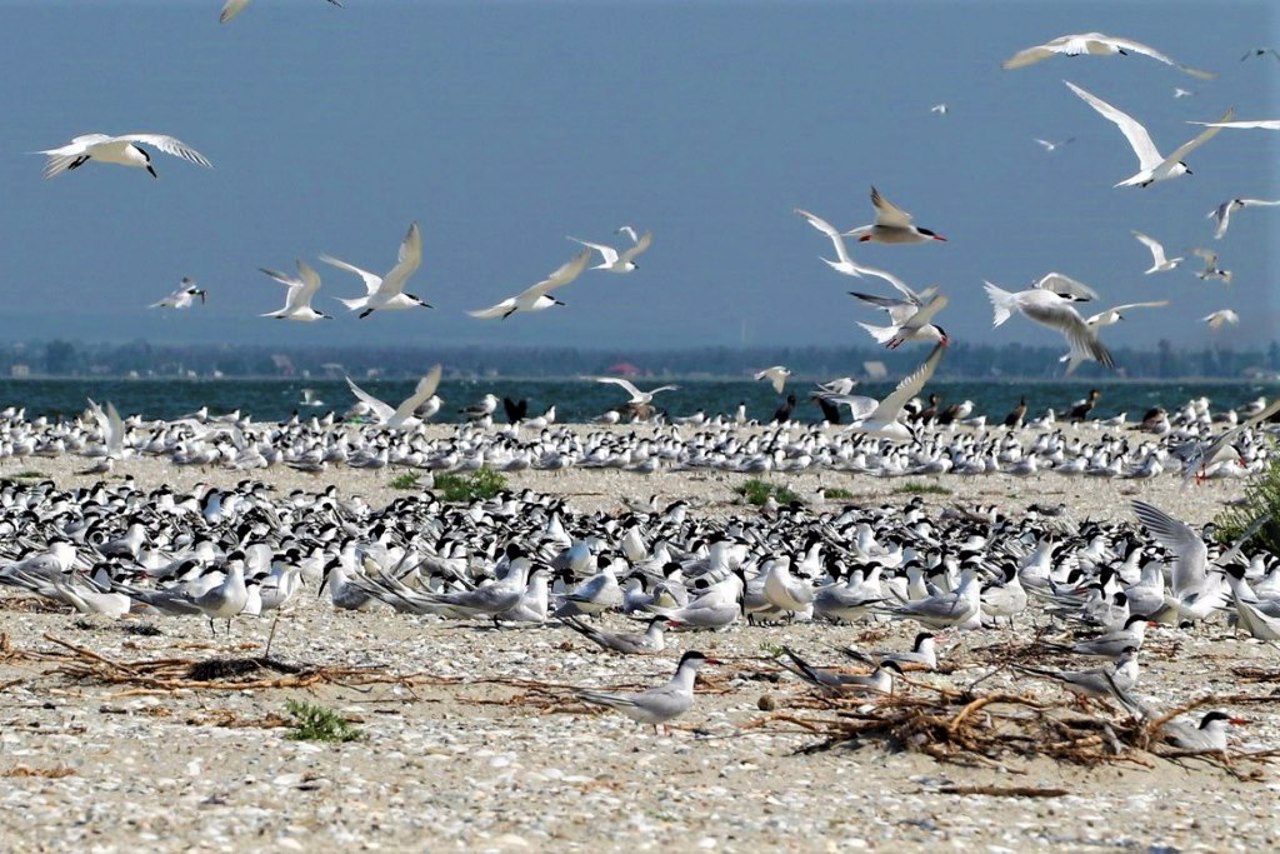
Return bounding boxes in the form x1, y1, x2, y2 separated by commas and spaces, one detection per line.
2, 0, 1278, 357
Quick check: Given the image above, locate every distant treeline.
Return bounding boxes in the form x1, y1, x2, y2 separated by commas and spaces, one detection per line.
10, 338, 1280, 381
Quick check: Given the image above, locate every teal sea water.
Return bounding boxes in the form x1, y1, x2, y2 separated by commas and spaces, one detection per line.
0, 378, 1275, 425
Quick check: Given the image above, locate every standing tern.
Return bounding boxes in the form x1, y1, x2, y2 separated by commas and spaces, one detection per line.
1002, 33, 1216, 79
844, 186, 947, 244
779, 647, 901, 695
220, 0, 342, 24
575, 650, 715, 733
260, 260, 332, 321
562, 615, 668, 655
1064, 80, 1233, 187
150, 278, 206, 309
753, 366, 791, 394
1208, 198, 1280, 240
467, 248, 591, 319
567, 228, 652, 274
984, 280, 1115, 374
39, 133, 213, 179
1015, 647, 1142, 713
1131, 231, 1183, 273
322, 222, 429, 319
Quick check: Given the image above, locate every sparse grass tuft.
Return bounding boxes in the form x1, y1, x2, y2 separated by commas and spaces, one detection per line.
10, 471, 44, 480
893, 481, 952, 496
736, 478, 802, 506
284, 699, 364, 743
823, 487, 854, 500
432, 467, 507, 502
388, 472, 421, 490
1216, 456, 1280, 557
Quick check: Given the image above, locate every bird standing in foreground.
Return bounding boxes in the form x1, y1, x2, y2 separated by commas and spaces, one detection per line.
39, 133, 213, 179
322, 222, 429, 319
575, 650, 715, 733
150, 278, 206, 309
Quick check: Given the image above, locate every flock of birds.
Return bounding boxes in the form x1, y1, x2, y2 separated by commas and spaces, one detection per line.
0, 440, 1273, 746
37, 23, 1279, 379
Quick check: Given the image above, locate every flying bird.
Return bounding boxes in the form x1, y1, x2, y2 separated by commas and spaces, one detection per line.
1193, 248, 1233, 283
1203, 309, 1239, 331
1032, 272, 1099, 302
1173, 88, 1195, 99
592, 377, 680, 405
1034, 137, 1075, 152
322, 222, 430, 319
1208, 198, 1280, 240
1241, 47, 1280, 62
844, 187, 947, 244
567, 228, 652, 274
1081, 301, 1170, 329
930, 103, 948, 115
984, 280, 1115, 375
220, 0, 342, 24
1002, 33, 1216, 79
754, 366, 792, 394
849, 288, 947, 349
1064, 81, 1233, 187
1187, 119, 1280, 130
468, 248, 591, 320
1131, 231, 1183, 273
150, 278, 206, 309
345, 365, 444, 431
39, 133, 212, 179
816, 340, 948, 441
259, 260, 332, 321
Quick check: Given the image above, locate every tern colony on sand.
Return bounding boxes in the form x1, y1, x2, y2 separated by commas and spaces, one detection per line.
149, 278, 206, 309
2, 463, 1275, 743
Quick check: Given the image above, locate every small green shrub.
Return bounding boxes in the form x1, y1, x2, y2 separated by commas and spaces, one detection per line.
284, 699, 364, 743
736, 478, 801, 506
389, 472, 421, 490
823, 487, 854, 500
892, 481, 952, 496
1216, 458, 1280, 557
432, 467, 507, 502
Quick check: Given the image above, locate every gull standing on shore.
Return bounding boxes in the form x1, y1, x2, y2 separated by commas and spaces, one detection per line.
322, 222, 430, 319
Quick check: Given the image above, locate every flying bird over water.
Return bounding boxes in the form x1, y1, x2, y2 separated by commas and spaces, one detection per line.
753, 366, 792, 394
345, 364, 443, 430
567, 228, 652, 274
468, 248, 591, 320
1208, 198, 1280, 239
259, 260, 331, 321
1064, 81, 1234, 187
39, 133, 212, 179
1203, 309, 1239, 331
592, 377, 680, 405
150, 278, 206, 309
1193, 248, 1233, 283
1131, 231, 1183, 273
1002, 33, 1216, 79
844, 187, 947, 244
220, 0, 342, 24
984, 280, 1115, 375
816, 340, 949, 441
322, 222, 429, 319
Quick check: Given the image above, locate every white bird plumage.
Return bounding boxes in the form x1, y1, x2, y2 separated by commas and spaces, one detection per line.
1002, 33, 1216, 79
260, 260, 332, 321
1131, 231, 1183, 273
39, 133, 213, 179
322, 222, 430, 319
468, 248, 591, 320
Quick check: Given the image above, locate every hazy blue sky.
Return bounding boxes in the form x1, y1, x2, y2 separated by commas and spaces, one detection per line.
3, 0, 1277, 358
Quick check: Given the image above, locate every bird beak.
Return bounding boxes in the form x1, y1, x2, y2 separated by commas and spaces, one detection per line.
932, 235, 948, 242
146, 165, 158, 179
1230, 717, 1249, 725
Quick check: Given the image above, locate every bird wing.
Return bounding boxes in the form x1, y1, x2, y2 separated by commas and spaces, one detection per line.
39, 134, 114, 178
899, 293, 948, 332
1132, 501, 1207, 595
377, 221, 423, 297
871, 340, 946, 422
1101, 300, 1169, 314
293, 260, 322, 304
1165, 107, 1234, 166
618, 230, 653, 265
1189, 119, 1280, 130
795, 208, 856, 267
1131, 230, 1166, 263
345, 377, 394, 422
1036, 272, 1099, 301
220, 0, 251, 22
105, 401, 125, 457
1209, 203, 1234, 240
467, 298, 517, 319
848, 291, 915, 312
319, 254, 381, 293
1001, 40, 1062, 70
594, 376, 643, 400
567, 236, 618, 266
1065, 80, 1162, 170
118, 134, 213, 168
1193, 247, 1217, 264
1240, 198, 1280, 207
855, 264, 928, 303
1103, 35, 1217, 80
525, 248, 592, 298
259, 267, 298, 288
616, 225, 639, 243
1020, 296, 1115, 370
869, 186, 913, 228
388, 364, 443, 429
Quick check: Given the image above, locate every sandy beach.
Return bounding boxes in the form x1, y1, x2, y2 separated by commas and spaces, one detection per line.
1, 425, 1277, 852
